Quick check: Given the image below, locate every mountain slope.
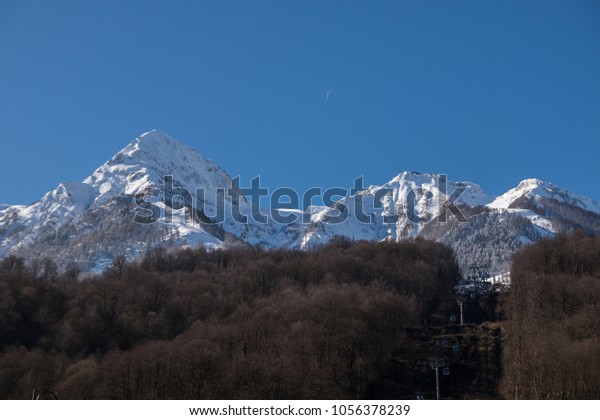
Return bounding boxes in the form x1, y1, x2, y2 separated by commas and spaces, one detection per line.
2, 130, 600, 275
0, 131, 246, 270
489, 178, 600, 215
298, 172, 493, 249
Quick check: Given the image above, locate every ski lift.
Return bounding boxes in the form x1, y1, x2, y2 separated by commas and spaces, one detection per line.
442, 339, 449, 348
450, 313, 457, 322
452, 344, 460, 352
442, 367, 450, 375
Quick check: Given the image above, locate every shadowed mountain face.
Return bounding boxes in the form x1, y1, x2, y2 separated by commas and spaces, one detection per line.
2, 130, 600, 275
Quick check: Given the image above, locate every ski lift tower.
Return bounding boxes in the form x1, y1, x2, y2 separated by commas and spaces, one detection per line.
456, 296, 466, 326
429, 357, 450, 400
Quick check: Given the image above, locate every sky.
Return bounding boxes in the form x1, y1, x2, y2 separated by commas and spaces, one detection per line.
1, 0, 599, 206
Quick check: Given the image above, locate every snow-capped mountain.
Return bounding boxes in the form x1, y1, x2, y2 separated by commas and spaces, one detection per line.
1, 130, 599, 275
489, 178, 600, 215
0, 130, 249, 270
84, 130, 236, 206
298, 173, 600, 270
298, 172, 493, 250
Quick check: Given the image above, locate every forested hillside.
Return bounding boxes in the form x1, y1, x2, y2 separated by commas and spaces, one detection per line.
4, 233, 598, 400
0, 239, 459, 399
501, 233, 600, 398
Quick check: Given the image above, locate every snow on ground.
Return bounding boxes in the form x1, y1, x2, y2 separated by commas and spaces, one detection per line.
500, 208, 557, 234
489, 272, 511, 285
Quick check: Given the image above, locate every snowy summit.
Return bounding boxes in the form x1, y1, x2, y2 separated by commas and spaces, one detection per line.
1, 130, 600, 274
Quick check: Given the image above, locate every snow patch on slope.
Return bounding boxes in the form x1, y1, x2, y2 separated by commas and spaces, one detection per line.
497, 208, 557, 235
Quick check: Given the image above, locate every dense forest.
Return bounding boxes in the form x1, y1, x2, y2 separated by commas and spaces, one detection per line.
501, 232, 600, 399
0, 238, 459, 399
2, 233, 599, 399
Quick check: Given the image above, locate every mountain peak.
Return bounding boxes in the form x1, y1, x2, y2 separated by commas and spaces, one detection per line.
516, 178, 545, 192
82, 130, 235, 206
488, 178, 600, 215
115, 130, 194, 163
130, 129, 180, 151
390, 171, 436, 182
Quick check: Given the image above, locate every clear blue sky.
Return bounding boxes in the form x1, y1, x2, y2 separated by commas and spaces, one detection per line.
1, 0, 599, 205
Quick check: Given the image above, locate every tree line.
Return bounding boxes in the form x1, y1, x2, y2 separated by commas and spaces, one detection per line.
501, 232, 600, 399
0, 238, 459, 399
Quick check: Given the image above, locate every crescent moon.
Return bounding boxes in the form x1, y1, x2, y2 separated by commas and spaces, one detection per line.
326, 89, 333, 101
